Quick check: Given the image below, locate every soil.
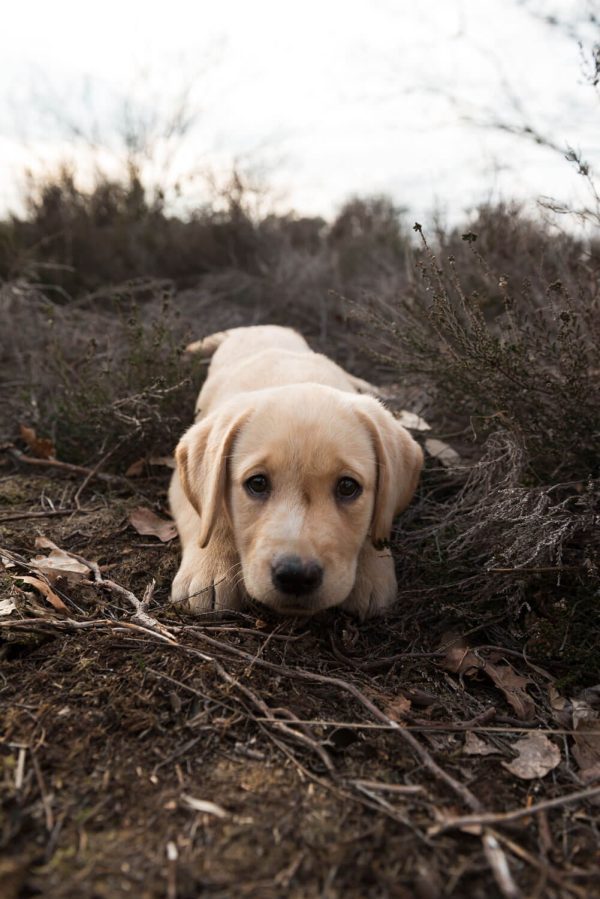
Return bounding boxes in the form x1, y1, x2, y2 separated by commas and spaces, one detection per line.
1, 470, 599, 899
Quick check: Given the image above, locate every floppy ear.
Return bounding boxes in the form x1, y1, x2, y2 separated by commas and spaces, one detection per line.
175, 406, 250, 548
357, 399, 424, 547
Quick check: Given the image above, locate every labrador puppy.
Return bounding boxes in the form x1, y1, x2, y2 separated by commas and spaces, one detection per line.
169, 325, 423, 619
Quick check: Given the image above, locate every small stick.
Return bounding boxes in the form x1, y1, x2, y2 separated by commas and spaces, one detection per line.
73, 447, 118, 508
491, 829, 588, 899
30, 749, 54, 832
482, 831, 521, 899
0, 615, 177, 643
0, 508, 101, 523
99, 577, 176, 641
428, 785, 600, 836
6, 447, 123, 484
350, 780, 423, 795
15, 746, 26, 790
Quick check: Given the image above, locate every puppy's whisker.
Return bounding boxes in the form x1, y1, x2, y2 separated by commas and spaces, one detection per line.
216, 560, 243, 581
178, 585, 215, 602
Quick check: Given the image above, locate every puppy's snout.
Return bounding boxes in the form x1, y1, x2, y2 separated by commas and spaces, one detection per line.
271, 555, 323, 595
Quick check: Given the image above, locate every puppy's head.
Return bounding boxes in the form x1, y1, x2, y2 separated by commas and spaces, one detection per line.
176, 385, 422, 614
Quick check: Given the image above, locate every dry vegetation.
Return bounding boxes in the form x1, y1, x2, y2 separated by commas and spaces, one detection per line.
1, 166, 599, 897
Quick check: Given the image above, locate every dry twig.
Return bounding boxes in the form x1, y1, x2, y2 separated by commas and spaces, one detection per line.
429, 785, 600, 836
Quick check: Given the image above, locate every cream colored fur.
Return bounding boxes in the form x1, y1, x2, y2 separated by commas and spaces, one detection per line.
170, 325, 423, 619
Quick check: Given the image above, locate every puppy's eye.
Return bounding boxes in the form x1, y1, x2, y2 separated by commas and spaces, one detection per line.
244, 474, 270, 497
336, 477, 362, 501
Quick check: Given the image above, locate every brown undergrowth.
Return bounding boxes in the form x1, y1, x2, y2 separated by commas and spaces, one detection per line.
1, 174, 599, 896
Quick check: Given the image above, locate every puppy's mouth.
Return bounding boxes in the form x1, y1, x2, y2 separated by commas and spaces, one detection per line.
253, 587, 341, 617
270, 594, 322, 616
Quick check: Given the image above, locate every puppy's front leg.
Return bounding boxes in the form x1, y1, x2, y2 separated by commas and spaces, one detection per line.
341, 542, 398, 620
172, 534, 244, 613
170, 475, 245, 612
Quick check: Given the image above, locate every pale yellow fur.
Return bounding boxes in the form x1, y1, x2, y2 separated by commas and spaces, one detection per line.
170, 325, 423, 619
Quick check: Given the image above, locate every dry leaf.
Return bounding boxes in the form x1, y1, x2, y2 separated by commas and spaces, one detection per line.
394, 410, 431, 432
439, 633, 483, 676
384, 694, 412, 722
425, 438, 460, 466
502, 733, 561, 780
125, 458, 146, 477
19, 423, 55, 459
548, 685, 573, 728
484, 659, 536, 721
440, 634, 535, 720
0, 597, 16, 616
571, 699, 600, 782
127, 455, 176, 476
129, 507, 177, 542
33, 538, 89, 583
463, 732, 499, 756
14, 575, 68, 611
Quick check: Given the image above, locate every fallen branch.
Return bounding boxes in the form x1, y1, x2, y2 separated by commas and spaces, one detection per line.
428, 785, 600, 836
5, 446, 123, 484
0, 615, 178, 643
95, 576, 177, 642
0, 508, 101, 523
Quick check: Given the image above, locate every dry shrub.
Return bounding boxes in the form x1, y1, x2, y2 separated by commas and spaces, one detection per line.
353, 212, 599, 679
0, 166, 270, 296
1, 281, 206, 466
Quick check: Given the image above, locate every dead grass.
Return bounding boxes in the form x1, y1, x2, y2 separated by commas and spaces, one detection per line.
1, 170, 599, 897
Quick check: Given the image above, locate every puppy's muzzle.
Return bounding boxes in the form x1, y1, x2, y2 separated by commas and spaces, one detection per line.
271, 555, 323, 596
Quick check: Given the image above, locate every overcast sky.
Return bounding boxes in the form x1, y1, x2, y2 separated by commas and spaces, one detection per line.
1, 0, 597, 224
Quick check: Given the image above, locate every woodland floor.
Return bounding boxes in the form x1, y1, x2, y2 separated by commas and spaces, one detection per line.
1, 466, 599, 899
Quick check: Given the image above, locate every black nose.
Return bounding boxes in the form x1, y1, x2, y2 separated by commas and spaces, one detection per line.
271, 555, 323, 596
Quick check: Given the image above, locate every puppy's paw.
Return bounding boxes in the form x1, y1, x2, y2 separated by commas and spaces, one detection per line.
341, 546, 397, 620
171, 549, 245, 613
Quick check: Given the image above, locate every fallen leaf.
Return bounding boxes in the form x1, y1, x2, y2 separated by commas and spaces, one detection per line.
571, 699, 600, 782
549, 685, 573, 728
394, 410, 431, 432
19, 423, 55, 459
439, 633, 483, 676
384, 694, 412, 722
129, 507, 177, 542
440, 634, 535, 721
425, 438, 460, 466
485, 659, 536, 721
33, 538, 89, 583
463, 731, 500, 756
1, 556, 16, 569
502, 733, 561, 780
125, 458, 146, 477
579, 685, 600, 709
0, 597, 16, 616
14, 575, 68, 611
180, 794, 227, 817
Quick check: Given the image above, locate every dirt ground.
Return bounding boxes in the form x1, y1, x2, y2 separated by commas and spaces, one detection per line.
1, 466, 599, 899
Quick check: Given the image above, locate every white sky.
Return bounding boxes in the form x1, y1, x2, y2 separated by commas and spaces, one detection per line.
1, 0, 598, 224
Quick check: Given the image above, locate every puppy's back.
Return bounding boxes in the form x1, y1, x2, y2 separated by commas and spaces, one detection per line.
190, 326, 310, 370
194, 326, 363, 417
